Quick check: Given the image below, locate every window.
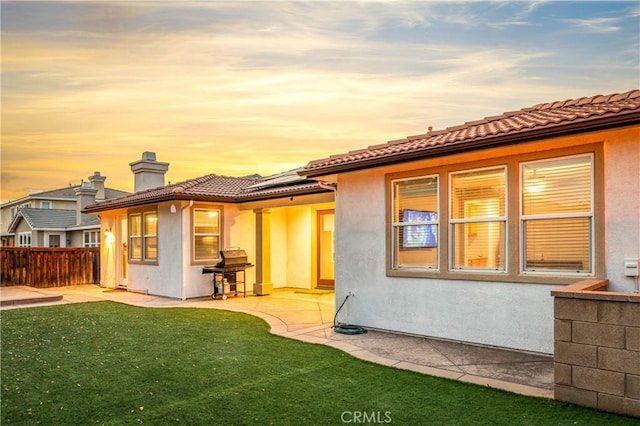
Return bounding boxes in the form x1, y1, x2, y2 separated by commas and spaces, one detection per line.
40, 201, 52, 209
129, 211, 157, 262
18, 232, 32, 247
450, 167, 506, 271
193, 208, 221, 261
84, 230, 100, 247
392, 175, 439, 269
129, 214, 142, 260
47, 234, 61, 247
521, 154, 593, 273
143, 212, 157, 260
387, 146, 601, 282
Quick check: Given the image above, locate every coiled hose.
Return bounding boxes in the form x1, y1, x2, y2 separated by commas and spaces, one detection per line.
332, 294, 367, 335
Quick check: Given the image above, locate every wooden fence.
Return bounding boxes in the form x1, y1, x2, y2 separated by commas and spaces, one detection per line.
1, 247, 100, 287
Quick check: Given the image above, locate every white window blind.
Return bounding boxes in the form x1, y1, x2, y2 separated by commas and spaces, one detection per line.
521, 154, 593, 273
450, 167, 506, 271
194, 209, 220, 261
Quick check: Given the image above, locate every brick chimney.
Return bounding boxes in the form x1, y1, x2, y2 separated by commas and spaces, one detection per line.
74, 182, 98, 226
88, 171, 106, 200
129, 152, 170, 192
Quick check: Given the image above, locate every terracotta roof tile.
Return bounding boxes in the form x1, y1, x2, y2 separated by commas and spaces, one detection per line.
84, 170, 330, 213
302, 89, 640, 177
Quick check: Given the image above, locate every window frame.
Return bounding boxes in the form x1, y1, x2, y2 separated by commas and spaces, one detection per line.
519, 153, 594, 275
18, 232, 32, 247
390, 174, 440, 270
46, 233, 62, 247
449, 165, 507, 273
385, 143, 603, 284
84, 230, 100, 247
191, 206, 223, 264
128, 208, 158, 264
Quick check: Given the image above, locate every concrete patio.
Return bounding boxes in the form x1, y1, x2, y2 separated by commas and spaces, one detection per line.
0, 285, 553, 398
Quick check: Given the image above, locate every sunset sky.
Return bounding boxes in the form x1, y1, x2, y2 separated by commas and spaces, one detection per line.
1, 1, 638, 203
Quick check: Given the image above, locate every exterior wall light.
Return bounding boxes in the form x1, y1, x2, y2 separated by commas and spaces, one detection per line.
104, 228, 115, 245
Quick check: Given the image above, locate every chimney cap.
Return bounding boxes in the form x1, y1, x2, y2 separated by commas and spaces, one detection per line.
142, 151, 157, 161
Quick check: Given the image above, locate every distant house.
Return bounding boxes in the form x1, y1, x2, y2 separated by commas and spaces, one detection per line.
83, 152, 335, 299
1, 172, 130, 247
300, 89, 640, 354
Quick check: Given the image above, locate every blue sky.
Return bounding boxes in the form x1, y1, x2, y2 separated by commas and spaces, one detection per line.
1, 1, 638, 202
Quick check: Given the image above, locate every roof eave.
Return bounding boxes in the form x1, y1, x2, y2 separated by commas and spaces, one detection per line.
301, 111, 640, 178
236, 186, 332, 203
83, 194, 237, 213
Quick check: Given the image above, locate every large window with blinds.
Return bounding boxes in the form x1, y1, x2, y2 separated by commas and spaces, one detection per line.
193, 208, 221, 262
386, 145, 601, 282
392, 175, 439, 269
450, 167, 506, 271
521, 154, 593, 273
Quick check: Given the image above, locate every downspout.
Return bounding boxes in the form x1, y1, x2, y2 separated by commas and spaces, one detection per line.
181, 200, 193, 300
318, 181, 337, 192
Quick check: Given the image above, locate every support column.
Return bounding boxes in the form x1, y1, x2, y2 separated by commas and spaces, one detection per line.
254, 209, 273, 295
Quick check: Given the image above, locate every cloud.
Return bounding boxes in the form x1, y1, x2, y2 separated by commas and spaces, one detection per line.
1, 1, 638, 202
561, 17, 623, 33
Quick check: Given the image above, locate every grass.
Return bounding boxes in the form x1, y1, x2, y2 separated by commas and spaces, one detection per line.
1, 302, 636, 425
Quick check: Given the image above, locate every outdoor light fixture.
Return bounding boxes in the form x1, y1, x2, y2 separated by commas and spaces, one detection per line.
104, 228, 115, 245
170, 203, 177, 214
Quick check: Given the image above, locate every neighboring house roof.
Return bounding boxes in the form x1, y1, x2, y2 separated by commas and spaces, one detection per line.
300, 89, 640, 178
84, 168, 331, 213
7, 208, 99, 233
1, 185, 130, 208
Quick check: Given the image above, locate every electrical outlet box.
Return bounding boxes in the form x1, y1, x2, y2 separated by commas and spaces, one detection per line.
624, 258, 639, 277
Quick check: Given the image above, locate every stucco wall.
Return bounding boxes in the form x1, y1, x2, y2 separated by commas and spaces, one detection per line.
604, 133, 640, 293
184, 203, 257, 299
286, 206, 313, 288
128, 201, 183, 298
335, 169, 557, 353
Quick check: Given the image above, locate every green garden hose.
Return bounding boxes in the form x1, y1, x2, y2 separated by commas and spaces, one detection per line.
332, 294, 367, 335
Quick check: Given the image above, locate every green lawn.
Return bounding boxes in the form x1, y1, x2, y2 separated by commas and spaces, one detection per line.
1, 302, 636, 425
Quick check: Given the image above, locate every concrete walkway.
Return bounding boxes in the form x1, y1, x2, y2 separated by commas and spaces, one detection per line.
0, 285, 553, 399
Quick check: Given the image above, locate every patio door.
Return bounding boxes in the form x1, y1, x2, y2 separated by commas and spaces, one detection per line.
316, 209, 335, 289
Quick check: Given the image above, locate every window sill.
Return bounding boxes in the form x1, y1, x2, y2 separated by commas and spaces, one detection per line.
191, 259, 222, 266
387, 268, 598, 285
128, 260, 159, 266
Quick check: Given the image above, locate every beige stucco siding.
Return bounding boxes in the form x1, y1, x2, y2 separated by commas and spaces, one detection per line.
604, 130, 640, 292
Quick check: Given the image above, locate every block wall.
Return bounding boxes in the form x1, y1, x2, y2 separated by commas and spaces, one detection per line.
553, 282, 639, 418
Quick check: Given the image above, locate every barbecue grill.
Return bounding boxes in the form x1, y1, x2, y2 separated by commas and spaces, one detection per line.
202, 249, 254, 299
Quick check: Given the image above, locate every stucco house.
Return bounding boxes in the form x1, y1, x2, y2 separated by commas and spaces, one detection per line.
300, 89, 640, 354
84, 152, 335, 299
1, 172, 130, 247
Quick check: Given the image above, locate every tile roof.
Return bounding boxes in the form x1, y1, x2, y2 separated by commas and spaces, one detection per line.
301, 89, 640, 177
84, 170, 330, 213
7, 208, 99, 233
